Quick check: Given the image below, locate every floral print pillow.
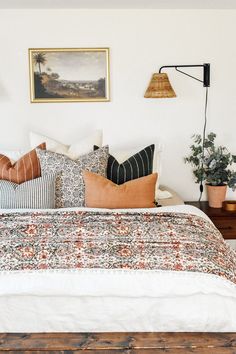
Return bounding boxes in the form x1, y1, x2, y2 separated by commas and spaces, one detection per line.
37, 146, 109, 208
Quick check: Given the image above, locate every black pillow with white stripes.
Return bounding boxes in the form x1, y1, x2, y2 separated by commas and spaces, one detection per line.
94, 144, 155, 185
0, 174, 56, 209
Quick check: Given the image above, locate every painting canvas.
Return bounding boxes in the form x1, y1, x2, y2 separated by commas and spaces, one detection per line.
29, 48, 110, 102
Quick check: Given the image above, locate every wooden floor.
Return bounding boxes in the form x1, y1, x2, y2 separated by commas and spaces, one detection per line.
0, 332, 236, 353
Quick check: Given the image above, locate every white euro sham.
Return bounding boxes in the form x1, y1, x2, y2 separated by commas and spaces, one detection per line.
30, 130, 103, 159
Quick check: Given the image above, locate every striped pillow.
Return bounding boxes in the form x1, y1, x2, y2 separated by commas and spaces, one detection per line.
0, 174, 56, 209
94, 144, 155, 185
0, 143, 46, 184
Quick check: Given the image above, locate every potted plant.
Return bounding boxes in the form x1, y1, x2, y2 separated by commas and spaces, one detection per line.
185, 132, 236, 207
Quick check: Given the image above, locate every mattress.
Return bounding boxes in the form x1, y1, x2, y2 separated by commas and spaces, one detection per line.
0, 205, 236, 332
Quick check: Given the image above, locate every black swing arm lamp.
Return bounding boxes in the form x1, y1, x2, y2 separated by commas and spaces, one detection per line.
159, 63, 210, 87
144, 63, 210, 98
144, 63, 211, 200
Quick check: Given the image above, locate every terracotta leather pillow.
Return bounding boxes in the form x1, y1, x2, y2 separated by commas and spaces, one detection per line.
83, 171, 157, 209
0, 143, 46, 184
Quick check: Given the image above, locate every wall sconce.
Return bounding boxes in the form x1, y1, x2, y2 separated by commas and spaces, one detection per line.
144, 63, 211, 199
144, 63, 210, 98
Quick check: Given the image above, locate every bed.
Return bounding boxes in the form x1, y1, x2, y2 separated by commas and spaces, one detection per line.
0, 137, 236, 353
0, 204, 236, 334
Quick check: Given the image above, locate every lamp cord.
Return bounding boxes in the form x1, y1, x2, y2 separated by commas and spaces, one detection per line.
198, 86, 209, 202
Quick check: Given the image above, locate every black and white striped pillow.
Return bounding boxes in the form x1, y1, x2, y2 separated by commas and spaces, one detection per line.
0, 174, 56, 209
95, 144, 155, 184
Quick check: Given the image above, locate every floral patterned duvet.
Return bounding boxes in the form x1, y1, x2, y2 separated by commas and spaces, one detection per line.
0, 210, 236, 285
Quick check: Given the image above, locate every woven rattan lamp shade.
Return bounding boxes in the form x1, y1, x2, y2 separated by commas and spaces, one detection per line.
144, 73, 176, 98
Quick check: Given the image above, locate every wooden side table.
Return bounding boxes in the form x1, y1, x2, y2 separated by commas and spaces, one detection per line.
185, 201, 236, 240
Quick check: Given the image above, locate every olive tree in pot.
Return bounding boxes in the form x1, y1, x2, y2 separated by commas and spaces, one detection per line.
185, 132, 236, 207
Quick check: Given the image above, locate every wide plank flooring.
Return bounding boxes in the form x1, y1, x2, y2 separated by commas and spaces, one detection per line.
0, 332, 236, 353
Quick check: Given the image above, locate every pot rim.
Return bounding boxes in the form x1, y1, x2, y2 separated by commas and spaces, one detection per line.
206, 183, 227, 187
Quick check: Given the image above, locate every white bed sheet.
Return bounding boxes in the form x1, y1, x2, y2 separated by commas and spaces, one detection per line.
0, 205, 236, 332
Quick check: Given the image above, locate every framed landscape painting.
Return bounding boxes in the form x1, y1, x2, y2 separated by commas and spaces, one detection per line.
29, 48, 110, 103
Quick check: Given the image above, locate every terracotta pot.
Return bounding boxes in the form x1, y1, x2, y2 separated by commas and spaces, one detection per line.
206, 184, 227, 208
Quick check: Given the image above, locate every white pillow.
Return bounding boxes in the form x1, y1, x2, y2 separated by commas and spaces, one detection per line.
0, 150, 28, 162
30, 130, 103, 160
157, 189, 172, 199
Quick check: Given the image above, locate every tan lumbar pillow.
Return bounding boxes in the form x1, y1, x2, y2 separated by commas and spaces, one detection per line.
83, 171, 157, 209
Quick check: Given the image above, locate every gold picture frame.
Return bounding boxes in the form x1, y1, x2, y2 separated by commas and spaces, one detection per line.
29, 48, 110, 103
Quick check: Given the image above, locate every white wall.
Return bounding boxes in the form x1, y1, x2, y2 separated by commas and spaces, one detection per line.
0, 9, 236, 200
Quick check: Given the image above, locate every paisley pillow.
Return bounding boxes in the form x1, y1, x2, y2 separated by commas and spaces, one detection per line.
37, 146, 109, 208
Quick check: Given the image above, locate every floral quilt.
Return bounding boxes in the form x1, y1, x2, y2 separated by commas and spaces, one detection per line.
0, 210, 236, 284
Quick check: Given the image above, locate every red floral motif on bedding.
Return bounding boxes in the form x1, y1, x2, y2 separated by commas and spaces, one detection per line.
0, 211, 236, 285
